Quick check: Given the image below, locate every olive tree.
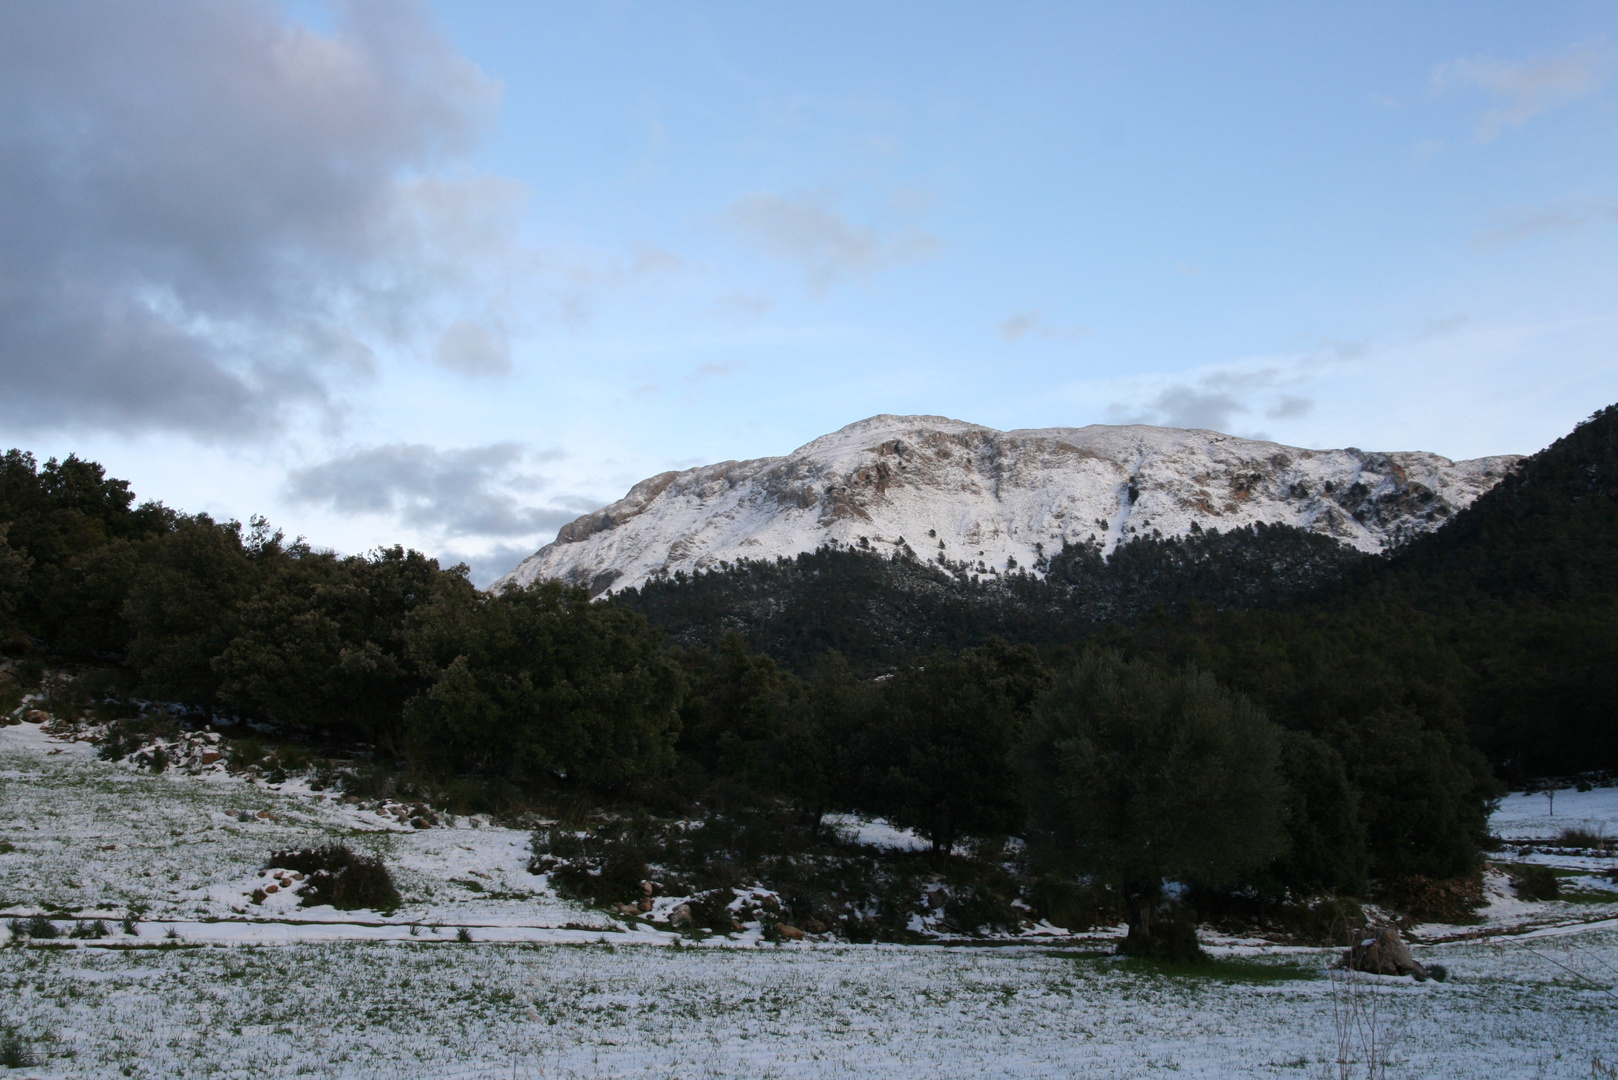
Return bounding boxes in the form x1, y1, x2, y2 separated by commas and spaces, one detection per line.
1013, 650, 1287, 957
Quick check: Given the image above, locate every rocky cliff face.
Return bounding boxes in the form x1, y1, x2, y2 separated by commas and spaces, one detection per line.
495, 415, 1521, 595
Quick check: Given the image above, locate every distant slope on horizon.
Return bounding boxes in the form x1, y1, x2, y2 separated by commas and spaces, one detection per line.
496, 415, 1519, 596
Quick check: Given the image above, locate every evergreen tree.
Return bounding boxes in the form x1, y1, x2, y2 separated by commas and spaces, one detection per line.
403, 580, 682, 791
1014, 650, 1287, 956
123, 515, 261, 716
215, 545, 458, 751
671, 634, 803, 794
867, 640, 1052, 854
771, 650, 879, 837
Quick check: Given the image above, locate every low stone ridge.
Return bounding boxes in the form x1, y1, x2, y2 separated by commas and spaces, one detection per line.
496, 415, 1520, 595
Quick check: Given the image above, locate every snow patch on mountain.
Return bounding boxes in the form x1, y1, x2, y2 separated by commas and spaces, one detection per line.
496, 415, 1520, 595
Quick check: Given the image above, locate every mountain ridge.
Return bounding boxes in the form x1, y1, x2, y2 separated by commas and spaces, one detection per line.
497, 415, 1521, 595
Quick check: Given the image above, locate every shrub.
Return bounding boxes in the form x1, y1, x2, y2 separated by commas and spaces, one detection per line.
534, 819, 658, 906
1511, 865, 1560, 901
1556, 827, 1608, 850
949, 886, 1020, 935
95, 710, 179, 762
1028, 874, 1114, 932
0, 1030, 36, 1069
228, 737, 265, 771
12, 658, 43, 690
269, 844, 401, 912
7, 915, 59, 939
0, 681, 23, 718
550, 849, 648, 907
686, 890, 736, 931
1186, 888, 1367, 946
1374, 874, 1485, 923
68, 919, 108, 939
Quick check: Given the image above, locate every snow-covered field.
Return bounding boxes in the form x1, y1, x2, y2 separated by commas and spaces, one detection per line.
3, 721, 1617, 1078
1493, 785, 1618, 843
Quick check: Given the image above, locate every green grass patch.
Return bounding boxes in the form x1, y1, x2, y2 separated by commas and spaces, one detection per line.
1045, 949, 1114, 961
1557, 888, 1618, 906
1115, 955, 1320, 983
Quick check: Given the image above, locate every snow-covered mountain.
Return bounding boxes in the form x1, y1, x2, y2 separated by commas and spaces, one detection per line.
496, 415, 1521, 595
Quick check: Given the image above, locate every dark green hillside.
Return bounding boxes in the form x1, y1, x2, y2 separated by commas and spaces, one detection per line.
612, 521, 1370, 674
1372, 404, 1618, 776
1111, 405, 1618, 780
1380, 402, 1618, 604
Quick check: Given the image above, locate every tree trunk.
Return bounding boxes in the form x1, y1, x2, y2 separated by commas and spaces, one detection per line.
1119, 878, 1159, 955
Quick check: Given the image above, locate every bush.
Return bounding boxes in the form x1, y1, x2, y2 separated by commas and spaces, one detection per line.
550, 847, 648, 907
1375, 874, 1486, 922
1185, 888, 1367, 946
942, 882, 1022, 936
1511, 865, 1561, 901
7, 915, 59, 939
68, 919, 108, 939
95, 710, 179, 762
1555, 827, 1608, 850
686, 890, 737, 930
1029, 874, 1114, 932
0, 680, 23, 719
12, 659, 43, 690
268, 844, 401, 912
228, 737, 266, 771
0, 1029, 36, 1069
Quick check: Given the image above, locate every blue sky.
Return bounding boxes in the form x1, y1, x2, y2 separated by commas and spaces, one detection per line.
3, 1, 1616, 582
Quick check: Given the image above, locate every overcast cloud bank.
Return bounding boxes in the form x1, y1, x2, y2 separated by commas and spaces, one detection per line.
0, 0, 515, 436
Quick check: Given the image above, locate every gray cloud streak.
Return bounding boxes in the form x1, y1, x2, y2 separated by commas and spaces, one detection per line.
1476, 204, 1618, 245
285, 442, 590, 539
718, 190, 940, 293
1110, 368, 1314, 434
0, 0, 516, 437
998, 310, 1092, 342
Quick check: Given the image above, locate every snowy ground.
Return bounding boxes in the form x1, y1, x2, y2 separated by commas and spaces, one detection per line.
1493, 785, 1618, 843
3, 721, 1618, 1077
821, 813, 930, 852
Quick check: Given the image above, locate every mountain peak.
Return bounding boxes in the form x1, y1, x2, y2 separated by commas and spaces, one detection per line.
496, 416, 1520, 595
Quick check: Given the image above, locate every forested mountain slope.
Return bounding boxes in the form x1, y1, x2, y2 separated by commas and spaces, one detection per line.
612, 522, 1371, 673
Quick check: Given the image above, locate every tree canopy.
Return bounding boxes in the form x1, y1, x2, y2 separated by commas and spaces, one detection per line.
1014, 650, 1288, 955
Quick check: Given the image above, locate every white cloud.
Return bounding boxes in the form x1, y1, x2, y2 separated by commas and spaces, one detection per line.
684, 362, 743, 385
1055, 311, 1618, 460
1433, 43, 1613, 142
